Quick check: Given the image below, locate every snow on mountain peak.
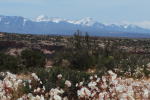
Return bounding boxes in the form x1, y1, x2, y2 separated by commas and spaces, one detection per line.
32, 15, 68, 23
114, 21, 137, 28
37, 15, 48, 19
67, 17, 97, 26
102, 21, 150, 29
30, 15, 150, 29
32, 15, 97, 26
1, 15, 150, 35
50, 17, 68, 23
33, 15, 49, 22
85, 17, 93, 20
82, 17, 97, 26
112, 21, 150, 29
23, 19, 28, 26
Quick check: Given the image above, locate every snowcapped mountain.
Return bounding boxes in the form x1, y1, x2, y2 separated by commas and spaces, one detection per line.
32, 15, 49, 22
104, 21, 150, 30
0, 15, 150, 37
50, 17, 68, 23
113, 21, 135, 28
32, 15, 150, 30
33, 15, 99, 26
67, 17, 97, 26
33, 15, 68, 23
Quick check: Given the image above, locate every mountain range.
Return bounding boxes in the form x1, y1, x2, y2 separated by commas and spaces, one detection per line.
0, 15, 150, 37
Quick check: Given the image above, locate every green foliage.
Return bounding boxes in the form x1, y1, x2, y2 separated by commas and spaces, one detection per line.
22, 78, 43, 95
21, 49, 46, 68
53, 30, 96, 70
0, 74, 5, 80
3, 55, 22, 74
117, 54, 150, 78
22, 80, 32, 94
36, 67, 92, 99
0, 52, 22, 74
36, 68, 52, 93
74, 30, 83, 49
96, 55, 115, 71
0, 51, 7, 66
68, 48, 96, 70
0, 49, 46, 74
85, 32, 90, 49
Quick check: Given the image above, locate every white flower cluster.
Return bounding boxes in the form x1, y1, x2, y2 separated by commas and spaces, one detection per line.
76, 70, 150, 99
0, 72, 45, 100
26, 93, 45, 100
2, 70, 150, 99
49, 88, 67, 100
0, 72, 23, 99
57, 74, 62, 79
48, 75, 71, 100
65, 80, 71, 87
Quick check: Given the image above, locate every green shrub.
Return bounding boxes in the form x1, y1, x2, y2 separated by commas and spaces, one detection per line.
36, 67, 92, 99
22, 80, 32, 94
21, 49, 46, 68
0, 74, 5, 80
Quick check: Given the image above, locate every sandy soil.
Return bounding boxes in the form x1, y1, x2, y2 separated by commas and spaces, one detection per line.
16, 74, 30, 80
6, 48, 25, 56
42, 49, 54, 54
45, 60, 53, 68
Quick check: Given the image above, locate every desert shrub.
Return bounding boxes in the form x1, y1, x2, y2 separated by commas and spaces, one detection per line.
21, 49, 46, 68
117, 54, 150, 78
0, 51, 7, 66
116, 71, 124, 77
0, 54, 22, 74
22, 80, 32, 94
36, 68, 53, 93
53, 31, 96, 70
96, 63, 107, 77
96, 55, 115, 71
68, 48, 96, 70
143, 64, 150, 78
17, 67, 29, 75
36, 67, 92, 99
3, 55, 22, 74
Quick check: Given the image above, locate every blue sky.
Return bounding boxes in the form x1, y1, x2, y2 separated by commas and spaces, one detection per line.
0, 0, 150, 23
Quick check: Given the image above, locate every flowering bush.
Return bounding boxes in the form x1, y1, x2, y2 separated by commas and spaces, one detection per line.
1, 69, 150, 99
0, 72, 46, 100
75, 70, 150, 99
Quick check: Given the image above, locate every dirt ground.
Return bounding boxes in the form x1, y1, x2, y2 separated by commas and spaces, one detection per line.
16, 74, 30, 80
45, 60, 53, 68
6, 48, 25, 56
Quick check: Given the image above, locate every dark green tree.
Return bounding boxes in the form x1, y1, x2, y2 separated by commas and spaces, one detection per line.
84, 32, 90, 49
21, 49, 46, 68
0, 51, 7, 66
74, 30, 83, 49
3, 55, 22, 74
